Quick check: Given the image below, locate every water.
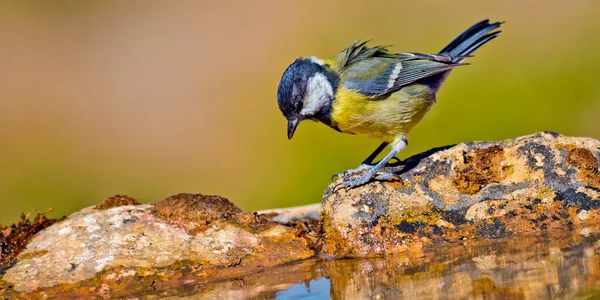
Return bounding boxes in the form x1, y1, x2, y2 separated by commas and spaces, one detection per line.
203, 230, 600, 299
276, 279, 331, 299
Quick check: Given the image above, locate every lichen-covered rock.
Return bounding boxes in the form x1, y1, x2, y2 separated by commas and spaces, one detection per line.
0, 193, 314, 298
321, 132, 600, 257
0, 213, 61, 271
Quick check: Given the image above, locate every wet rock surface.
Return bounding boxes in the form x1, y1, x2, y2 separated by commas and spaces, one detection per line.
271, 229, 600, 300
9, 228, 597, 299
0, 194, 314, 298
322, 132, 600, 257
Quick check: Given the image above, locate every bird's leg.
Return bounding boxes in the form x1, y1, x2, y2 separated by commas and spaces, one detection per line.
337, 136, 407, 189
360, 142, 389, 165
332, 142, 388, 180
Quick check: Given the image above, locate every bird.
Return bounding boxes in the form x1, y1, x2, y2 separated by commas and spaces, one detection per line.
276, 20, 503, 189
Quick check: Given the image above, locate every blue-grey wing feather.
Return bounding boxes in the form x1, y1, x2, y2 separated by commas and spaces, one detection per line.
342, 53, 463, 98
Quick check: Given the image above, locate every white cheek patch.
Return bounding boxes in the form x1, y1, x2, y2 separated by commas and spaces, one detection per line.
308, 56, 325, 66
301, 73, 333, 116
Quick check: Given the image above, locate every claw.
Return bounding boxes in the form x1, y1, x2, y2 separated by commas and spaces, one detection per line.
332, 182, 348, 193
373, 173, 401, 182
336, 173, 372, 189
334, 171, 402, 191
332, 137, 407, 190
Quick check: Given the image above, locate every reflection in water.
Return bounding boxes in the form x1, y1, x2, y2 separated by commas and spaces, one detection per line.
275, 279, 330, 299
206, 230, 600, 299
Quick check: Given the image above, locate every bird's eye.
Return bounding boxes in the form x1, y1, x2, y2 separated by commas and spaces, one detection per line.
295, 101, 303, 111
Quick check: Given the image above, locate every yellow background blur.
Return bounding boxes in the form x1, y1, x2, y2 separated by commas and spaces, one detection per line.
1, 1, 599, 224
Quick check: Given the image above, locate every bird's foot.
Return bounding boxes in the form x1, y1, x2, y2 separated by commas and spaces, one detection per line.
331, 164, 372, 181
373, 172, 401, 182
334, 171, 401, 191
332, 159, 404, 181
334, 172, 373, 190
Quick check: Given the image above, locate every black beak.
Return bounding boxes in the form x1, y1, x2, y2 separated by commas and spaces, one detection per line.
287, 118, 299, 140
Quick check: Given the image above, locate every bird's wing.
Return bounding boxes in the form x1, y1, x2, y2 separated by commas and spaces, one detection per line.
341, 52, 465, 98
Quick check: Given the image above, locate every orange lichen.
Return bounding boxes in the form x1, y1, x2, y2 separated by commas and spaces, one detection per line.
567, 148, 598, 170
18, 249, 48, 260
384, 180, 404, 189
453, 145, 506, 195
285, 218, 323, 251
567, 148, 600, 190
555, 143, 577, 151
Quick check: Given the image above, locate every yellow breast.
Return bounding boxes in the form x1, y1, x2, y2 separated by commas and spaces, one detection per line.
330, 84, 435, 143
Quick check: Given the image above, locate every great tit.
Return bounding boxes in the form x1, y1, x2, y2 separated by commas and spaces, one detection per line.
277, 20, 502, 188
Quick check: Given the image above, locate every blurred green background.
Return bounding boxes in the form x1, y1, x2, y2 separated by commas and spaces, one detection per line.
1, 1, 599, 225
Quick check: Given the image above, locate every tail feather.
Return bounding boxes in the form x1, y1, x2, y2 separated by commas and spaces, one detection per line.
440, 19, 503, 63
422, 19, 502, 92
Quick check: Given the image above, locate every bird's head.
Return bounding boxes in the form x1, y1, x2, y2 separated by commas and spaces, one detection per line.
277, 57, 339, 139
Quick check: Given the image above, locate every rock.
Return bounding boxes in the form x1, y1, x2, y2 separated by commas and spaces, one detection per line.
257, 203, 321, 223
3, 132, 600, 297
94, 194, 141, 210
15, 227, 593, 299
0, 193, 314, 298
321, 132, 600, 257
0, 212, 61, 271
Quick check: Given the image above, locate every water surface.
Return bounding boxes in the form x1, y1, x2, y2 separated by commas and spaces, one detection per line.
203, 230, 600, 299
